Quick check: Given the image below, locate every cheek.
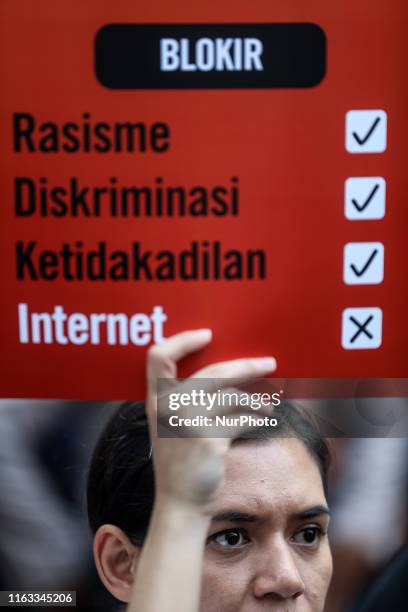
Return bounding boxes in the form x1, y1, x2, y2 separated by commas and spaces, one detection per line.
200, 557, 250, 612
302, 545, 333, 607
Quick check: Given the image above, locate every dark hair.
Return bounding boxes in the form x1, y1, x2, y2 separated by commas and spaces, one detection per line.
87, 401, 331, 545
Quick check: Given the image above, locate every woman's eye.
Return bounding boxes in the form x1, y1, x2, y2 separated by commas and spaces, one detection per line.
211, 529, 249, 548
293, 526, 322, 546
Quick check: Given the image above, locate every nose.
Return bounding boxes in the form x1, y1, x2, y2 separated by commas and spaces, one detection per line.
252, 538, 306, 601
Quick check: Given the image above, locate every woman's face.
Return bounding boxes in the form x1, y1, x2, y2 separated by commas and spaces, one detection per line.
200, 438, 333, 612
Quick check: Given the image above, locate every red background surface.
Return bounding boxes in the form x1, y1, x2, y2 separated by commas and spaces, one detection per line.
0, 0, 407, 399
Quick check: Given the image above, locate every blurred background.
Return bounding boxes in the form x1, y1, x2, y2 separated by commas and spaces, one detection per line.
0, 398, 406, 611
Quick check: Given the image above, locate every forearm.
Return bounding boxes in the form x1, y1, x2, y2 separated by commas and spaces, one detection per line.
127, 496, 209, 612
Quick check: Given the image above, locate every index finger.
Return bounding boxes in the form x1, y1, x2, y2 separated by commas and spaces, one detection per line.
192, 357, 277, 379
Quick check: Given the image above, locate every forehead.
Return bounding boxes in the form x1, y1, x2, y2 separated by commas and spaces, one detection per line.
208, 438, 326, 517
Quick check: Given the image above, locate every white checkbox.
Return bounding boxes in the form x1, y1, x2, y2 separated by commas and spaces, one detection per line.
344, 177, 386, 220
345, 109, 387, 153
341, 307, 383, 349
343, 242, 384, 285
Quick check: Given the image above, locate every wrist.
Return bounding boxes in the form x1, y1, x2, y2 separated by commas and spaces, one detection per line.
153, 492, 211, 529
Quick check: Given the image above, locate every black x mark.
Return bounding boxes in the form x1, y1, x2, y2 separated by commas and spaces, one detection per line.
349, 315, 374, 343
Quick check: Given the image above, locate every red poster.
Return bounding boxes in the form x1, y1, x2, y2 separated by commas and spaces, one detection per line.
0, 0, 407, 399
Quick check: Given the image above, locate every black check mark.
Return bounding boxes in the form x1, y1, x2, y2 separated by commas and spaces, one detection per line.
350, 249, 378, 277
352, 116, 381, 145
352, 183, 380, 212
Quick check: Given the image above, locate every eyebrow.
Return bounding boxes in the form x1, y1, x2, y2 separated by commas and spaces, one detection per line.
211, 505, 330, 523
293, 505, 331, 520
212, 511, 257, 523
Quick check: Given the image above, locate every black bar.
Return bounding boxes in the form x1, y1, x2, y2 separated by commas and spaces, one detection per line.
95, 23, 326, 89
